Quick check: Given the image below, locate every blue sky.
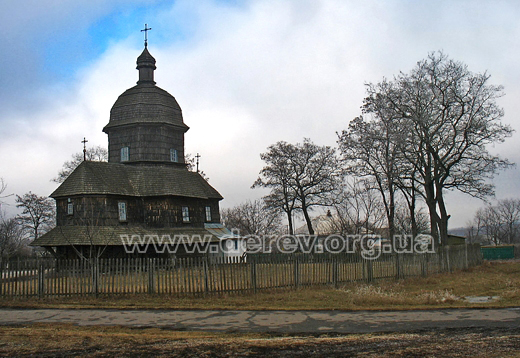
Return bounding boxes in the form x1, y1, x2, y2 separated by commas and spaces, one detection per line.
1, 0, 520, 229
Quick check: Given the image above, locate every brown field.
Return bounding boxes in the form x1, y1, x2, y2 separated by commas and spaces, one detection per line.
0, 324, 519, 357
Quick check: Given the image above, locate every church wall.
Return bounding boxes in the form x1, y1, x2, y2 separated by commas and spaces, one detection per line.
107, 124, 185, 163
56, 195, 221, 228
56, 196, 120, 226
143, 197, 220, 228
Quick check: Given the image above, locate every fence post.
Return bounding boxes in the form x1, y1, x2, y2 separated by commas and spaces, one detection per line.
0, 259, 3, 297
293, 255, 299, 289
395, 254, 401, 280
93, 258, 99, 298
444, 246, 451, 272
148, 258, 155, 294
367, 258, 373, 283
203, 257, 209, 294
38, 260, 45, 298
333, 256, 339, 288
464, 244, 469, 270
250, 256, 257, 294
421, 254, 427, 277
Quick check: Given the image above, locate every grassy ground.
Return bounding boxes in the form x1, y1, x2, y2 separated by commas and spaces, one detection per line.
0, 324, 519, 357
0, 260, 519, 310
1, 261, 519, 356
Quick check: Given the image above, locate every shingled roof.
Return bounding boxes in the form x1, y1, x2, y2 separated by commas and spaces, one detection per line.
103, 83, 188, 132
51, 161, 223, 199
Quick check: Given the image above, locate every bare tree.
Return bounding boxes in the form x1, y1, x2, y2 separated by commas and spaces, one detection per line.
471, 198, 520, 245
221, 199, 283, 236
465, 215, 484, 244
361, 51, 513, 245
254, 139, 343, 235
475, 205, 502, 245
53, 146, 108, 183
394, 202, 429, 236
15, 192, 55, 241
0, 178, 12, 207
252, 141, 298, 234
338, 109, 405, 240
496, 198, 520, 244
0, 178, 6, 199
329, 178, 386, 235
0, 212, 28, 262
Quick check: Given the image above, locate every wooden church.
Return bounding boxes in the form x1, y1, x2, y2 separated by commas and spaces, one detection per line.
31, 41, 236, 259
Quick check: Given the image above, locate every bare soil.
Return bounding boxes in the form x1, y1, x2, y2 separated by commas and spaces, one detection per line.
0, 324, 519, 357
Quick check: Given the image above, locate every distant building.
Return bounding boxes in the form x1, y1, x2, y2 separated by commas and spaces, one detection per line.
31, 45, 237, 259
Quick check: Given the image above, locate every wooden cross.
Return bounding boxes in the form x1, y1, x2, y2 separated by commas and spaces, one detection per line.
195, 153, 201, 173
141, 24, 152, 48
82, 137, 88, 161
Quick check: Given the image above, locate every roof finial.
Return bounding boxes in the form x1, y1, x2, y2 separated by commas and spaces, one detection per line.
81, 137, 88, 161
141, 24, 152, 48
195, 153, 201, 173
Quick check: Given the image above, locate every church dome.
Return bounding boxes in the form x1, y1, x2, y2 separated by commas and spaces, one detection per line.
103, 83, 187, 131
103, 47, 189, 165
103, 48, 188, 131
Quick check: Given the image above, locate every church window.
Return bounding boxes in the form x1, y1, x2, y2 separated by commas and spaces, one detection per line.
118, 202, 127, 222
205, 206, 211, 222
121, 147, 129, 162
182, 206, 190, 222
170, 148, 178, 162
67, 198, 73, 215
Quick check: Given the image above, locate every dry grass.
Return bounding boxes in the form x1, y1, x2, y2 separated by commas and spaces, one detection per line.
1, 262, 520, 356
0, 324, 519, 357
0, 261, 519, 311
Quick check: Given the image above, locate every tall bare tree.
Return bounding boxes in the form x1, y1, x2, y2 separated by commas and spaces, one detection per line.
338, 109, 405, 240
252, 141, 298, 234
53, 146, 108, 183
15, 192, 55, 241
253, 139, 343, 235
361, 52, 513, 245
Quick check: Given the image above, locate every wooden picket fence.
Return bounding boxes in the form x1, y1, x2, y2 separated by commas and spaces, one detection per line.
0, 244, 482, 298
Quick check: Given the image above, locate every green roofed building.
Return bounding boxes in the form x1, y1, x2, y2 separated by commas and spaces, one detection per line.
31, 45, 236, 259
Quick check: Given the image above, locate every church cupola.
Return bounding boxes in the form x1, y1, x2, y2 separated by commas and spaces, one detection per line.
103, 39, 189, 167
136, 47, 156, 84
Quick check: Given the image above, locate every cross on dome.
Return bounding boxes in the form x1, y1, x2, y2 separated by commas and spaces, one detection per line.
141, 24, 152, 48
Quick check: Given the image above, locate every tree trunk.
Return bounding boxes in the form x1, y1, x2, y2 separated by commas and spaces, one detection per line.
387, 185, 395, 241
424, 181, 440, 244
286, 210, 294, 235
302, 206, 314, 235
436, 184, 449, 246
409, 179, 418, 238
299, 194, 314, 235
410, 191, 418, 238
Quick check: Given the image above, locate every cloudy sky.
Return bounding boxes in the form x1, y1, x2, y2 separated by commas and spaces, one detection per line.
0, 0, 519, 229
